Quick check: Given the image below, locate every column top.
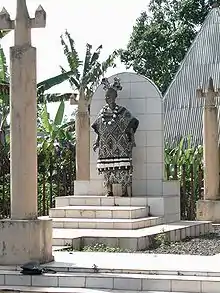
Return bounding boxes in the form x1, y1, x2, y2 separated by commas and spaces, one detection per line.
0, 0, 46, 45
14, 0, 31, 45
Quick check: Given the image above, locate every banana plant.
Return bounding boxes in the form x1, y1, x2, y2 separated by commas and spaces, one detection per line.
37, 71, 75, 103
164, 136, 203, 167
164, 137, 203, 220
38, 100, 75, 159
37, 100, 76, 210
59, 30, 118, 180
60, 30, 118, 112
0, 49, 74, 165
0, 30, 75, 108
0, 70, 74, 104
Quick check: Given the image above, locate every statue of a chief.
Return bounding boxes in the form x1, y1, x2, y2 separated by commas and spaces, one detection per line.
92, 77, 139, 197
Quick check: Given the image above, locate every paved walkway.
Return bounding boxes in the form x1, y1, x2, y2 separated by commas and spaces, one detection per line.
48, 251, 220, 275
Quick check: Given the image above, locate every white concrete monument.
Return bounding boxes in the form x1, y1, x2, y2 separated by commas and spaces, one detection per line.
0, 0, 53, 265
74, 72, 180, 222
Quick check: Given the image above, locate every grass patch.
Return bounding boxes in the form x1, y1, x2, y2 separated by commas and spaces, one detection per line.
81, 243, 132, 253
57, 231, 220, 254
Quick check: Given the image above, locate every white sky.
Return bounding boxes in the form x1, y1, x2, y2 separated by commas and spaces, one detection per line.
0, 0, 149, 118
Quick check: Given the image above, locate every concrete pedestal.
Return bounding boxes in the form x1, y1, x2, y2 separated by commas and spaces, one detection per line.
0, 219, 53, 265
197, 200, 220, 222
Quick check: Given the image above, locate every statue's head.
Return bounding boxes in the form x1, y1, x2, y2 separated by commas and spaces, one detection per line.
105, 88, 117, 106
101, 77, 122, 108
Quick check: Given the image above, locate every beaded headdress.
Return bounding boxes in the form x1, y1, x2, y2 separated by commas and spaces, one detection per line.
101, 77, 122, 92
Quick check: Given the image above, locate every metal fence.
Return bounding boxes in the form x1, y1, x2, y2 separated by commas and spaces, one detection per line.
0, 154, 203, 220
0, 145, 75, 218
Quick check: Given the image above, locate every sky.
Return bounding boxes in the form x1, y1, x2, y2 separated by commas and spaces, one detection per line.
0, 0, 149, 118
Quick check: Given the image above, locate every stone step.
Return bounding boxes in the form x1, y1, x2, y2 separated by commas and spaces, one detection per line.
0, 287, 193, 293
42, 251, 220, 278
52, 221, 212, 250
0, 270, 218, 292
0, 251, 217, 278
55, 196, 148, 208
52, 246, 71, 252
42, 216, 164, 230
49, 206, 149, 219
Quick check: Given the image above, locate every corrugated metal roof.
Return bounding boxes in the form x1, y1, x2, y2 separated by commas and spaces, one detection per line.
163, 7, 220, 146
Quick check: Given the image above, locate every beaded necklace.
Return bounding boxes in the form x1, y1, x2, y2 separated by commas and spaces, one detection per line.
101, 105, 119, 125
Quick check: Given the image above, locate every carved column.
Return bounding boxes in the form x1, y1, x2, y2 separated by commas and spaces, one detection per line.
197, 77, 220, 200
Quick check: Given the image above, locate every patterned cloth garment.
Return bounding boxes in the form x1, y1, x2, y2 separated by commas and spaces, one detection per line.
92, 104, 139, 187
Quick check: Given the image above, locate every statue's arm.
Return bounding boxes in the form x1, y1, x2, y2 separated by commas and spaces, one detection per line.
91, 120, 100, 152
131, 117, 139, 133
93, 135, 100, 152
126, 117, 139, 147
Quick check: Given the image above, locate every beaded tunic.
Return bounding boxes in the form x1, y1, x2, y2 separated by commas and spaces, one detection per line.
92, 104, 139, 187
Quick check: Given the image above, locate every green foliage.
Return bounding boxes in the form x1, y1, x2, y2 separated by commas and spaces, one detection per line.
38, 93, 72, 104
0, 46, 10, 174
0, 71, 74, 105
37, 71, 74, 96
80, 243, 132, 253
0, 37, 11, 217
38, 100, 75, 163
165, 137, 203, 219
148, 230, 170, 250
0, 43, 75, 105
0, 101, 76, 218
0, 39, 77, 218
0, 30, 10, 39
60, 30, 118, 106
0, 48, 9, 83
164, 137, 203, 167
54, 100, 65, 126
120, 0, 218, 93
154, 229, 170, 247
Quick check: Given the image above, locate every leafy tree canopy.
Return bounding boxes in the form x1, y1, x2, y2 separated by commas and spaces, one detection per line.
120, 0, 219, 94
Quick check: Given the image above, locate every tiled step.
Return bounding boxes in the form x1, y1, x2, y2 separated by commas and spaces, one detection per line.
52, 246, 71, 252
45, 251, 220, 277
0, 287, 193, 293
0, 270, 218, 292
0, 252, 217, 278
52, 221, 212, 250
49, 206, 149, 219
55, 196, 148, 208
44, 216, 164, 230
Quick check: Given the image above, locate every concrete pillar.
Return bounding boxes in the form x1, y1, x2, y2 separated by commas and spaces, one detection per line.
10, 45, 38, 219
75, 92, 90, 181
197, 77, 220, 222
202, 77, 220, 200
75, 112, 90, 180
0, 0, 53, 264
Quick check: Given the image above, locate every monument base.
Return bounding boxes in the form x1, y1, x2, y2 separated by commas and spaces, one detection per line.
0, 218, 53, 265
74, 180, 91, 196
197, 199, 220, 222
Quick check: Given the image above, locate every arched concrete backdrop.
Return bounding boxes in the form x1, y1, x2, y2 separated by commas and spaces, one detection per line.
73, 72, 180, 221
90, 72, 164, 197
